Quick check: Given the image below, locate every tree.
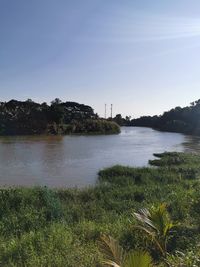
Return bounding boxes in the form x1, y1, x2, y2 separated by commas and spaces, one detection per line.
51, 98, 62, 106
26, 98, 34, 103
113, 114, 124, 126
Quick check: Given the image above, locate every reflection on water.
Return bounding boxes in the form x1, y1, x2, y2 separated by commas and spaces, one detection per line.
181, 135, 200, 153
0, 127, 198, 188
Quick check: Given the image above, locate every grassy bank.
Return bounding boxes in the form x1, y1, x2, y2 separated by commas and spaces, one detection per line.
1, 152, 200, 266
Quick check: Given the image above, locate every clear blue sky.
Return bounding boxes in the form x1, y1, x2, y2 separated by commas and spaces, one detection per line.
1, 0, 200, 118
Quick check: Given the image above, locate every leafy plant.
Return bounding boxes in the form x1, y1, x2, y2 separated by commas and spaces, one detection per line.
98, 234, 153, 267
134, 204, 175, 257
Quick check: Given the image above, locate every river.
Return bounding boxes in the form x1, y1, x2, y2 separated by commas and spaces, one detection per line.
0, 127, 199, 188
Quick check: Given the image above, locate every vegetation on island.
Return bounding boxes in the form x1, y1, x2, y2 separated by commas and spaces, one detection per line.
0, 98, 120, 135
131, 99, 200, 135
1, 152, 200, 266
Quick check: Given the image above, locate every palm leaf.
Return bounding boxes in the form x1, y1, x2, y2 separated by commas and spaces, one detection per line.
134, 209, 157, 231
133, 204, 175, 257
98, 234, 125, 266
124, 250, 153, 267
102, 259, 121, 267
98, 235, 155, 267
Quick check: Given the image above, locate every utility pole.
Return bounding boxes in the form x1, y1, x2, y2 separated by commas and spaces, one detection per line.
111, 104, 113, 119
105, 104, 107, 119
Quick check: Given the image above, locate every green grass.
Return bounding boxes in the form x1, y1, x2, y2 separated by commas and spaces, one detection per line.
1, 152, 200, 266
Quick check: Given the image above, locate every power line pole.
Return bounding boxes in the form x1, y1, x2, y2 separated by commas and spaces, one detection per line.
105, 104, 107, 119
111, 104, 113, 118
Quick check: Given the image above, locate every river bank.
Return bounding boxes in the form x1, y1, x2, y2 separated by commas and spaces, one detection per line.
0, 152, 200, 266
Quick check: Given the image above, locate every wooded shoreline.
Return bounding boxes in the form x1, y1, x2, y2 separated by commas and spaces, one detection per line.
0, 99, 120, 135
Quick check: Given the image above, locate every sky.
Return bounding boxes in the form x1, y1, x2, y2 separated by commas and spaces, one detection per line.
1, 0, 200, 118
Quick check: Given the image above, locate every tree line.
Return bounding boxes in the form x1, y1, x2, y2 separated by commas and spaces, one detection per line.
0, 98, 120, 135
130, 99, 200, 135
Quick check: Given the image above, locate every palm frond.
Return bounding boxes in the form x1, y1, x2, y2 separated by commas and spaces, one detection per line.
133, 203, 175, 257
134, 209, 157, 231
98, 234, 125, 266
102, 259, 121, 267
124, 250, 153, 267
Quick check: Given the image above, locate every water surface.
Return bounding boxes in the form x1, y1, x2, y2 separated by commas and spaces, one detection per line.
0, 127, 199, 188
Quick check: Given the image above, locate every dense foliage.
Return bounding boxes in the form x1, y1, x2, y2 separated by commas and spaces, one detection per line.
131, 99, 200, 135
0, 99, 120, 135
0, 152, 200, 266
112, 114, 132, 126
